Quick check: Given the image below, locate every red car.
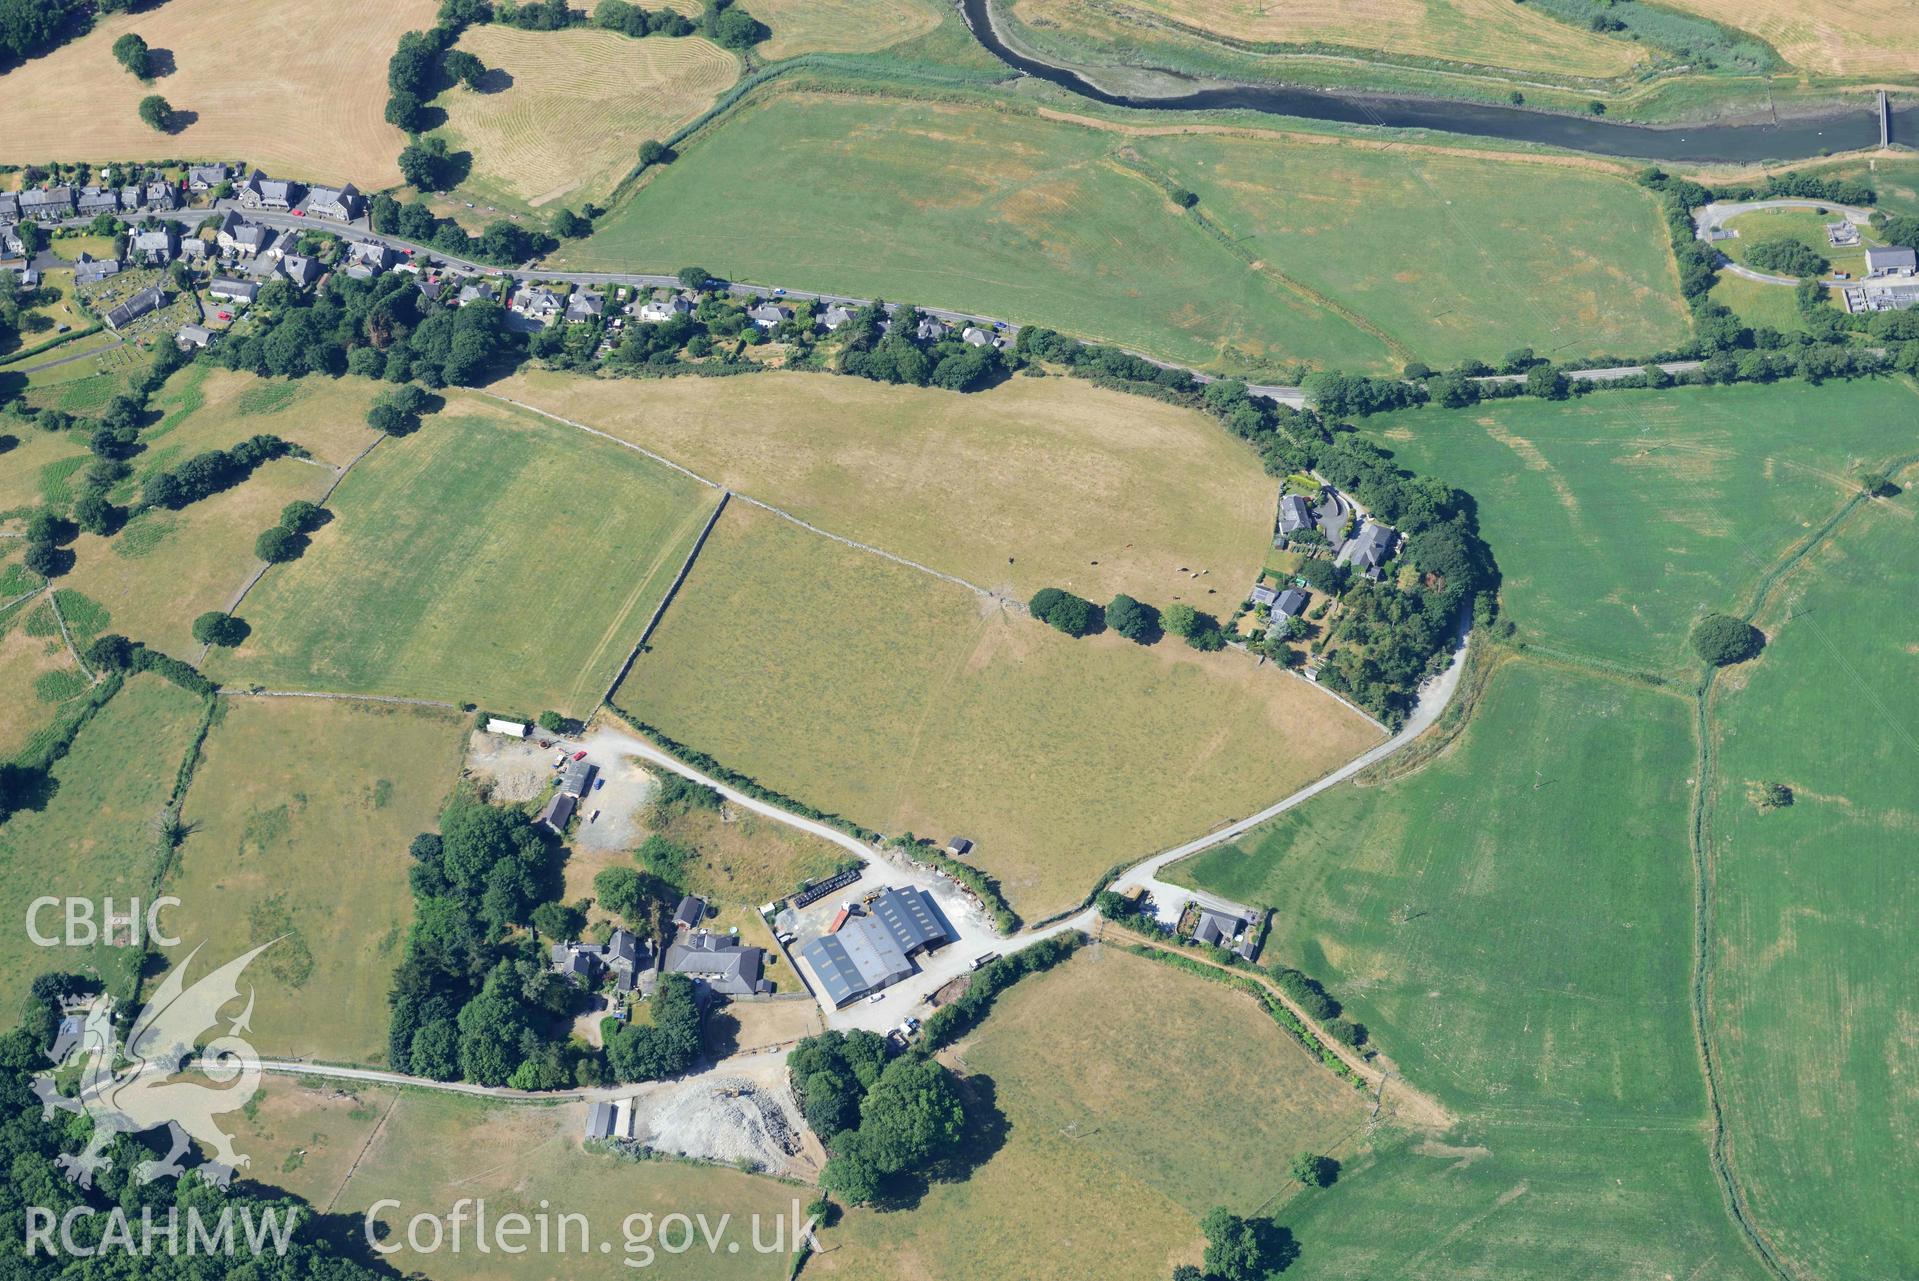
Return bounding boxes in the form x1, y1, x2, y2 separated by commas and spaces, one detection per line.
571, 750, 588, 762
216, 311, 231, 321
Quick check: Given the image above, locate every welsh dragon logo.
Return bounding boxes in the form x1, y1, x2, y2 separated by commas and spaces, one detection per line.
33, 941, 276, 1188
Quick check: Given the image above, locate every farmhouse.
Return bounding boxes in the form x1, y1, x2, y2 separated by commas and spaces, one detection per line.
1191, 904, 1265, 963
1866, 246, 1917, 277
237, 170, 299, 211
188, 164, 231, 191
130, 226, 177, 265
1335, 519, 1397, 579
565, 289, 605, 323
305, 183, 362, 222
632, 291, 691, 322
551, 927, 646, 993
175, 324, 212, 350
801, 886, 953, 1007
209, 276, 259, 303
662, 931, 773, 997
20, 188, 74, 221
103, 286, 165, 331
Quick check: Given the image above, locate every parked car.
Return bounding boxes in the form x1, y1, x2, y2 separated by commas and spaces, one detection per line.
866, 991, 886, 1004
571, 750, 587, 762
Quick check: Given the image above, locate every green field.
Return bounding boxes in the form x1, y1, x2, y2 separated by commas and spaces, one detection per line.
1127, 132, 1691, 365
0, 674, 207, 1011
619, 501, 1383, 921
1361, 379, 1919, 676
210, 394, 720, 716
1708, 271, 1812, 334
566, 91, 1395, 375
1720, 206, 1881, 278
495, 368, 1281, 606
229, 1082, 801, 1281
0, 586, 87, 760
163, 697, 467, 1065
1171, 656, 1770, 1278
572, 91, 1692, 373
818, 947, 1374, 1280
1703, 490, 1919, 1278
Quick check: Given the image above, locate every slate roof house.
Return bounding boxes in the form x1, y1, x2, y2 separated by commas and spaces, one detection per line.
1273, 588, 1308, 620
1250, 584, 1278, 610
278, 252, 322, 288
75, 186, 119, 217
820, 303, 855, 331
1866, 246, 1918, 277
560, 757, 596, 798
103, 286, 165, 331
145, 180, 179, 210
188, 164, 231, 191
19, 188, 74, 221
347, 239, 396, 272
551, 928, 646, 993
216, 212, 272, 256
914, 316, 947, 342
1334, 519, 1397, 580
633, 291, 691, 322
746, 302, 790, 330
455, 280, 498, 307
565, 289, 604, 323
1192, 905, 1265, 963
0, 193, 19, 220
672, 895, 706, 930
175, 323, 212, 350
0, 225, 24, 259
237, 170, 298, 211
209, 276, 259, 302
540, 790, 577, 832
305, 183, 362, 222
514, 286, 564, 325
801, 886, 953, 1007
120, 185, 143, 211
74, 258, 123, 285
1278, 493, 1315, 537
960, 325, 991, 347
663, 932, 773, 997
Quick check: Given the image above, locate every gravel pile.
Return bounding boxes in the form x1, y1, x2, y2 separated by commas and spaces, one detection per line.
632, 1075, 807, 1173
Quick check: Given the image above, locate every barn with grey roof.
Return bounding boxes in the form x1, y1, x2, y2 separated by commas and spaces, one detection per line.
800, 886, 952, 1007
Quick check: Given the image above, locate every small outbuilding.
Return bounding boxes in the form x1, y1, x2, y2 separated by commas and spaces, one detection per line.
486, 718, 530, 738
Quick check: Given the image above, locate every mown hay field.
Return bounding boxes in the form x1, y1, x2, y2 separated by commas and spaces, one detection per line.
618, 502, 1383, 922
0, 0, 436, 185
0, 675, 206, 1013
565, 92, 1397, 375
1705, 490, 1919, 1280
496, 368, 1279, 606
1170, 658, 1773, 1278
57, 370, 385, 661
0, 583, 87, 760
210, 394, 720, 717
751, 0, 944, 58
229, 1083, 801, 1281
1661, 0, 1919, 76
433, 26, 739, 211
815, 948, 1374, 1281
163, 698, 467, 1066
0, 425, 89, 527
1128, 131, 1691, 365
1362, 378, 1919, 676
1006, 0, 1645, 76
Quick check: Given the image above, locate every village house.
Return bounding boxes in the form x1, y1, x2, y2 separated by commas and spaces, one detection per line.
216, 211, 272, 257
417, 276, 448, 305
188, 163, 231, 191
103, 286, 165, 331
0, 225, 24, 259
75, 186, 119, 218
145, 180, 179, 211
632, 291, 691, 322
565, 289, 604, 323
175, 323, 212, 350
130, 226, 177, 265
820, 303, 855, 331
236, 170, 298, 212
209, 276, 259, 303
19, 188, 74, 222
746, 301, 790, 330
455, 279, 499, 307
662, 931, 774, 998
74, 258, 123, 285
119, 185, 143, 211
960, 325, 991, 347
551, 928, 646, 993
278, 252, 321, 288
0, 193, 19, 221
178, 234, 212, 261
346, 240, 396, 274
1278, 493, 1316, 539
672, 895, 706, 931
1272, 588, 1308, 621
513, 286, 564, 325
1191, 905, 1265, 963
1335, 519, 1398, 580
914, 316, 947, 342
1250, 583, 1279, 612
304, 183, 362, 222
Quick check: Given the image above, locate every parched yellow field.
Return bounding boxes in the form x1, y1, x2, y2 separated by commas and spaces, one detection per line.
1662, 0, 1918, 76
494, 370, 1278, 607
621, 502, 1383, 921
751, 0, 944, 58
0, 0, 437, 185
1008, 0, 1645, 76
163, 698, 467, 1066
436, 26, 739, 209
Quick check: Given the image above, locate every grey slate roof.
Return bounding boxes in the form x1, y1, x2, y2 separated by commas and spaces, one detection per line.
1867, 245, 1918, 274
540, 791, 577, 831
1250, 584, 1278, 608
746, 302, 789, 327
585, 1101, 618, 1139
1192, 905, 1263, 961
1278, 493, 1315, 534
565, 289, 604, 321
209, 276, 259, 301
103, 286, 165, 331
820, 303, 855, 330
176, 324, 212, 348
74, 259, 123, 284
188, 164, 231, 189
672, 895, 706, 929
306, 183, 361, 221
348, 239, 395, 269
560, 758, 596, 798
1335, 520, 1397, 573
1274, 588, 1308, 618
663, 932, 768, 996
278, 253, 320, 286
